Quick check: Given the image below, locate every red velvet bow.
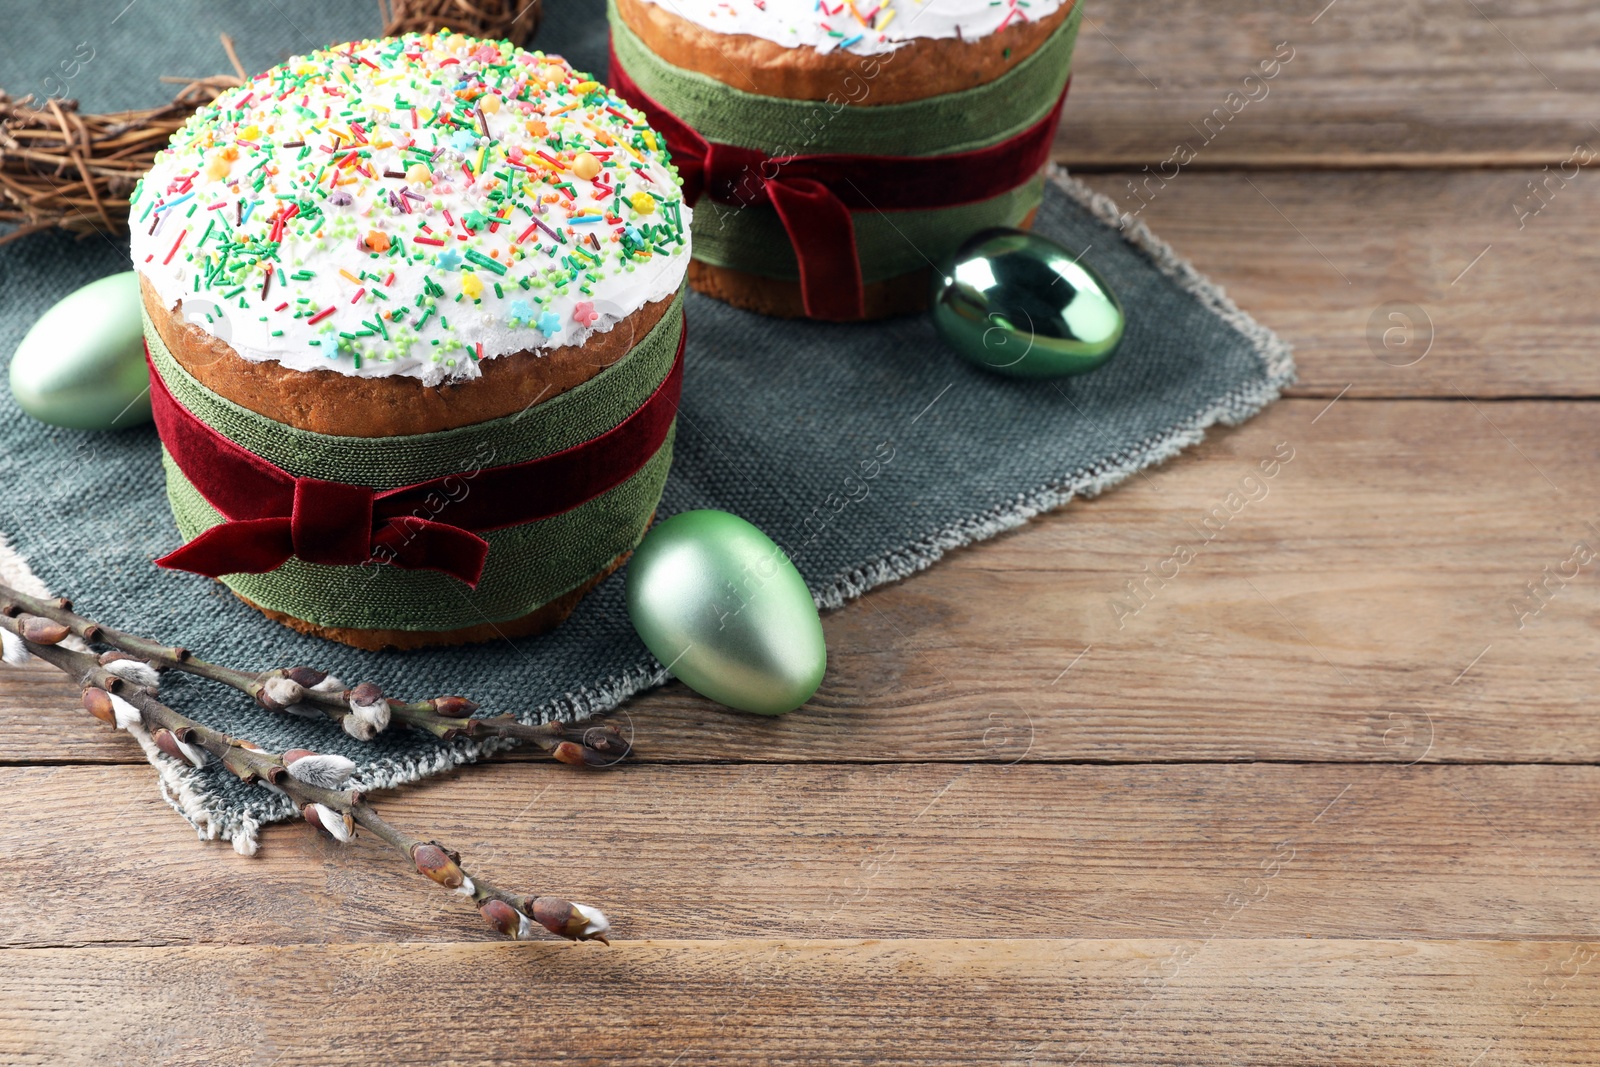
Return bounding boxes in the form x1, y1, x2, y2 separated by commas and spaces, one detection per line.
609, 45, 1070, 321
150, 320, 685, 587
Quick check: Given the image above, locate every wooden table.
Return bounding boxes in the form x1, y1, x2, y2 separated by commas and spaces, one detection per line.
4, 3, 1599, 1063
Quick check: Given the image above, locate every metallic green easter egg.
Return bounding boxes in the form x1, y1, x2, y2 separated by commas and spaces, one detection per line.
10, 271, 152, 430
627, 510, 826, 716
931, 228, 1125, 379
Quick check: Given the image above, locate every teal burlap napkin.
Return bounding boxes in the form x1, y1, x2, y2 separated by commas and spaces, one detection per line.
0, 0, 1292, 849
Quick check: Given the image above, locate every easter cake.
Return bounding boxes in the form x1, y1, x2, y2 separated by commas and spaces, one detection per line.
608, 0, 1080, 320
129, 32, 691, 650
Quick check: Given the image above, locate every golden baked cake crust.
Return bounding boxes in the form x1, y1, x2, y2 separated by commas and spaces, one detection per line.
141, 273, 676, 438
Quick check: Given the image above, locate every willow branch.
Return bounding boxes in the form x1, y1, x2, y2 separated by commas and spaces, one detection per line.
0, 610, 609, 944
0, 581, 630, 767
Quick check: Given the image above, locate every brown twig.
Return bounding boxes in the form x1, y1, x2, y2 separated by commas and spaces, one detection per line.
218, 32, 249, 82
0, 611, 609, 943
378, 0, 544, 44
0, 581, 631, 767
0, 55, 244, 245
1, 9, 546, 247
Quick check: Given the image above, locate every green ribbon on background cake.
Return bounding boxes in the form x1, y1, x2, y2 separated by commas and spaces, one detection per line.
607, 0, 1081, 318
143, 292, 682, 633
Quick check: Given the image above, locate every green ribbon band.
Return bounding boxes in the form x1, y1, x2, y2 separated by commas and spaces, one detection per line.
692, 173, 1045, 284
144, 295, 682, 632
607, 0, 1081, 159
142, 289, 683, 490
162, 432, 673, 631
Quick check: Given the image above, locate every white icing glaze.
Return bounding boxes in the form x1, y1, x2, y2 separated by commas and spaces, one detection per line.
130, 32, 691, 384
639, 0, 1067, 56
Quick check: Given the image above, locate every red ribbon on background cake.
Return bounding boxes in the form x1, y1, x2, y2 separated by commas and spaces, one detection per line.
609, 48, 1069, 321
147, 323, 686, 587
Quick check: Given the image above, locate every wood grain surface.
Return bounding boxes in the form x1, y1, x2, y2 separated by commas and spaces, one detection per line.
4, 400, 1594, 766
1055, 0, 1600, 167
3, 940, 1598, 1066
1073, 172, 1600, 398
3, 762, 1599, 947
5, 1, 1599, 1064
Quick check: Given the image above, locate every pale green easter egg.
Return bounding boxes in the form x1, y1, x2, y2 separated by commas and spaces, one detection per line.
627, 510, 826, 716
10, 271, 152, 429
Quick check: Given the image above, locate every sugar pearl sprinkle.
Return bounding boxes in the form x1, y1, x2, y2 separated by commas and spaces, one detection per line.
130, 32, 690, 384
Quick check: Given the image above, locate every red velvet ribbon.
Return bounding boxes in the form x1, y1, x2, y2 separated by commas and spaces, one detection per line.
609, 43, 1069, 321
149, 320, 686, 587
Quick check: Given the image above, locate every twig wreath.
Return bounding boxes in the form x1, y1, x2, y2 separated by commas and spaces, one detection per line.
0, 1, 543, 245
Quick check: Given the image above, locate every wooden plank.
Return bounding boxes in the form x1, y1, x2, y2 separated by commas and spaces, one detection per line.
2, 937, 1596, 1065
3, 761, 1598, 947
1053, 0, 1600, 166
5, 399, 1597, 766
1069, 170, 1600, 398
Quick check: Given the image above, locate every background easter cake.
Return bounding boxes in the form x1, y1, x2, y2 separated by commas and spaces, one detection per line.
608, 0, 1079, 319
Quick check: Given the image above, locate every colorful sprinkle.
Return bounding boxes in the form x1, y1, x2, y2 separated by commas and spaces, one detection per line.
127, 29, 689, 379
